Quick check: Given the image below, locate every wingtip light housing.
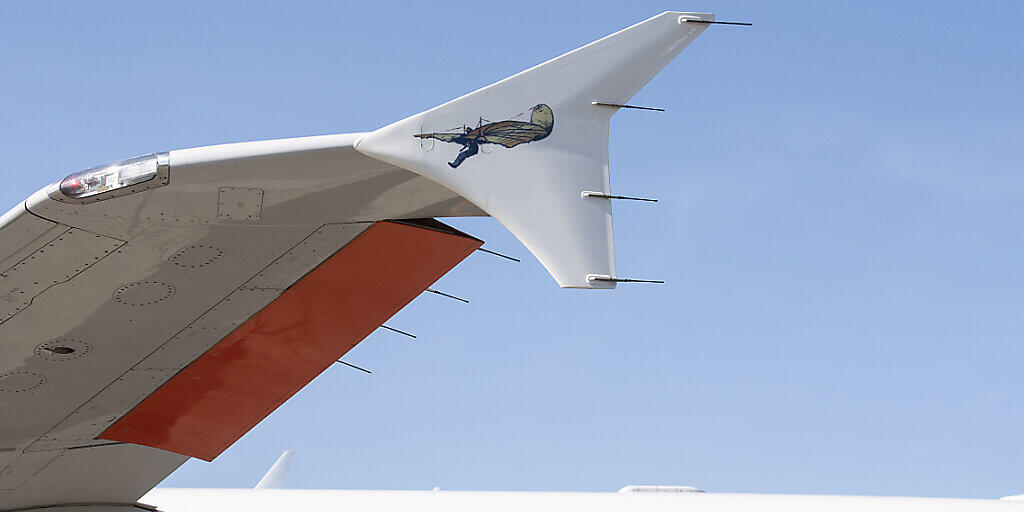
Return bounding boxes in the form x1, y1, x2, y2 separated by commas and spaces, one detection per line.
59, 152, 169, 201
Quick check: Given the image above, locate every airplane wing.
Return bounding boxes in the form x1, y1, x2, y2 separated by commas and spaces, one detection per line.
0, 136, 485, 509
0, 10, 713, 510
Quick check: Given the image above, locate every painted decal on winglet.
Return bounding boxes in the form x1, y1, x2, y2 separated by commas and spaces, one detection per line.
413, 104, 554, 169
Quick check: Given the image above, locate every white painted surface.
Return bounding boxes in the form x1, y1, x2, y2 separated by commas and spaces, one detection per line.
355, 11, 712, 288
619, 484, 703, 493
142, 488, 1024, 512
254, 450, 294, 490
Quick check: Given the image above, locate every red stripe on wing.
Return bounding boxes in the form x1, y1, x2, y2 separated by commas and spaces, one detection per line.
99, 220, 481, 461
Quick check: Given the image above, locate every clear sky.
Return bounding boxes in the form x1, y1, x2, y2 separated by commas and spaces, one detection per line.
1, 0, 1022, 500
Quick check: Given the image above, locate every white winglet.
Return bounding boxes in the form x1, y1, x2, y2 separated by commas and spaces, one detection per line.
354, 11, 712, 288
254, 450, 294, 490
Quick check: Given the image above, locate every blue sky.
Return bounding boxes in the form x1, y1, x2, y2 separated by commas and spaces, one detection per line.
2, 0, 1023, 499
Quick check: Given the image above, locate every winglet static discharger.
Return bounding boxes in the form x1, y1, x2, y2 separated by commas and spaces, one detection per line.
354, 12, 713, 288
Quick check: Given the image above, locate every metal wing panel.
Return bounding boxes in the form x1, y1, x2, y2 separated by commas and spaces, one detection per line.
0, 204, 57, 266
20, 224, 370, 454
0, 444, 187, 510
0, 223, 333, 509
0, 224, 319, 451
0, 227, 125, 324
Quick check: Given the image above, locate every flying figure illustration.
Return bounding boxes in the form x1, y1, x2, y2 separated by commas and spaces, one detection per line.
414, 104, 554, 168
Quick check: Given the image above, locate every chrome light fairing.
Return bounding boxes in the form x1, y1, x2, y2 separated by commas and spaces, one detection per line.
56, 152, 169, 203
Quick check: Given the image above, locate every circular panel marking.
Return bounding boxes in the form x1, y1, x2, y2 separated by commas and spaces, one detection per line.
169, 245, 226, 269
114, 281, 176, 306
35, 339, 92, 361
0, 371, 46, 393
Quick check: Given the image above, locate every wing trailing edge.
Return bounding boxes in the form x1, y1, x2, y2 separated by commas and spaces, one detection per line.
354, 11, 713, 288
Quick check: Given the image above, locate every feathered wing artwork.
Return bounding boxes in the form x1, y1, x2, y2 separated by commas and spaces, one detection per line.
414, 104, 554, 168
470, 120, 551, 148
417, 132, 464, 143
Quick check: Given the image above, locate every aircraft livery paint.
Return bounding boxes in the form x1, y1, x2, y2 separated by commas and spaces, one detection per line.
413, 104, 554, 168
99, 220, 482, 461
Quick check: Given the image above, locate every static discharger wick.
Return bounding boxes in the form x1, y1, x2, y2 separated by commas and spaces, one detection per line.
335, 360, 372, 374
588, 274, 665, 285
476, 247, 521, 262
582, 191, 658, 202
590, 101, 665, 112
683, 19, 753, 26
381, 325, 417, 339
426, 288, 469, 303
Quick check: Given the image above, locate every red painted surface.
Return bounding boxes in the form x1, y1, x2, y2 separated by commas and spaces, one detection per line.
100, 220, 481, 461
